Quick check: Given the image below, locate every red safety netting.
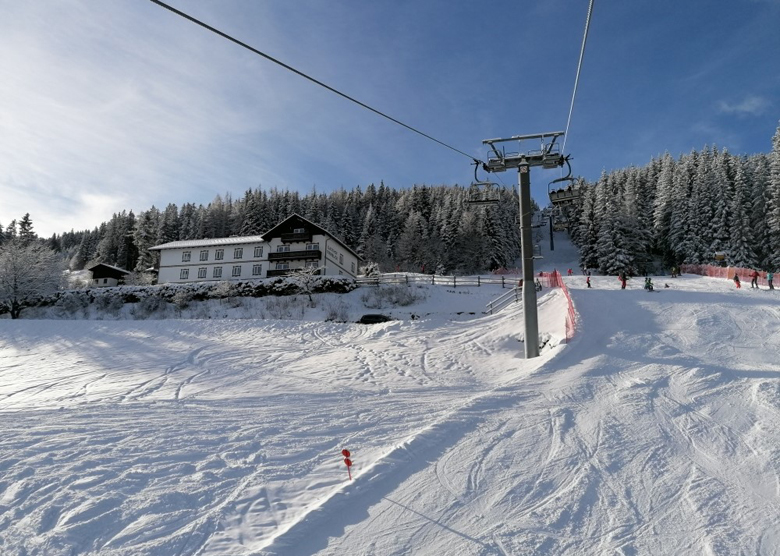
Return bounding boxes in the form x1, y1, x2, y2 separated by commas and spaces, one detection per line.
538, 271, 576, 342
681, 264, 768, 287
492, 270, 577, 342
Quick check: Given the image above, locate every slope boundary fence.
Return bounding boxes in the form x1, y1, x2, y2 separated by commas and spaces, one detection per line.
681, 264, 770, 287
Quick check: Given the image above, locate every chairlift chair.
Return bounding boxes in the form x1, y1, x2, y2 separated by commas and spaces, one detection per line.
466, 161, 500, 206
548, 156, 583, 207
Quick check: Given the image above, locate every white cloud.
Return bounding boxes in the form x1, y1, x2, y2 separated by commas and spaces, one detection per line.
717, 95, 771, 116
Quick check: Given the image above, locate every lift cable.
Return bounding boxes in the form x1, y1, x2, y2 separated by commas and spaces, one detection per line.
561, 0, 595, 155
149, 0, 482, 164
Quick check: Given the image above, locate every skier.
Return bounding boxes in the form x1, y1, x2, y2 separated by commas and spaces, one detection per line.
618, 270, 628, 290
768, 271, 774, 290
733, 274, 741, 289
644, 277, 654, 291
750, 269, 760, 289
586, 275, 591, 288
567, 268, 573, 276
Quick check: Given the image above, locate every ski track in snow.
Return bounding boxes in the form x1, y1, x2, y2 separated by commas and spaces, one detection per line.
2, 256, 780, 554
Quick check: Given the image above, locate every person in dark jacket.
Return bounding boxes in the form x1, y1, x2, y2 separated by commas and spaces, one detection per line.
618, 270, 627, 290
733, 274, 741, 289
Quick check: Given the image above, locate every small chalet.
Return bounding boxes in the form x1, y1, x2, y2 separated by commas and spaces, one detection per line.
89, 263, 131, 288
150, 214, 361, 285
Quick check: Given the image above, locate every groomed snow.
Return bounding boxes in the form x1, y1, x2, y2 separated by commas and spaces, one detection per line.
2, 236, 780, 555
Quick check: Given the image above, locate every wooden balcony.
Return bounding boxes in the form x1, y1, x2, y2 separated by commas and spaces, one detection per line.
280, 232, 312, 243
268, 249, 321, 262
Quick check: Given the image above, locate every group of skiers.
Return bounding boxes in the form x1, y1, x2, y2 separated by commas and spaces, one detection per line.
733, 270, 775, 290
584, 267, 776, 292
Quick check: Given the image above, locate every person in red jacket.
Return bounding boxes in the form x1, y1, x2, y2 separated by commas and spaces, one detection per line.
750, 269, 760, 289
734, 274, 741, 289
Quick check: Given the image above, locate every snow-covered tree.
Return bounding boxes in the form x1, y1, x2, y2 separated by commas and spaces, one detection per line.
0, 239, 63, 318
767, 122, 780, 269
18, 213, 36, 244
728, 162, 757, 268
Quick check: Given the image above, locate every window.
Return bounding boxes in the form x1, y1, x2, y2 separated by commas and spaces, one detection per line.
254, 246, 263, 258
294, 227, 305, 233
351, 262, 355, 273
213, 267, 222, 279
198, 268, 207, 279
277, 245, 290, 252
306, 243, 319, 251
252, 264, 262, 276
276, 262, 289, 270
199, 250, 209, 261
234, 247, 243, 259
305, 261, 319, 269
182, 251, 191, 262
232, 265, 242, 277
103, 278, 108, 284
215, 249, 224, 261
339, 270, 343, 275
339, 253, 344, 264
180, 269, 189, 280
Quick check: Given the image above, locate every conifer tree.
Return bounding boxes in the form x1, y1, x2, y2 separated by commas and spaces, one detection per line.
767, 122, 780, 269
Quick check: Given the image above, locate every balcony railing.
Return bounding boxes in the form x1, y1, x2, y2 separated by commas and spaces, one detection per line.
280, 232, 312, 243
267, 267, 323, 277
268, 249, 321, 262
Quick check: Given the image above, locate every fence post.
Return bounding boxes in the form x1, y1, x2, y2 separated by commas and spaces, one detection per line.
454, 275, 457, 288
478, 276, 481, 287
502, 276, 505, 288
406, 275, 409, 285
432, 275, 435, 285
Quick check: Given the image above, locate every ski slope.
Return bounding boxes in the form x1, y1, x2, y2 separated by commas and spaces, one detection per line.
2, 252, 780, 554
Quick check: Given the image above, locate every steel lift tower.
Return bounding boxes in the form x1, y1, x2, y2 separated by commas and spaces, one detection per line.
482, 131, 566, 358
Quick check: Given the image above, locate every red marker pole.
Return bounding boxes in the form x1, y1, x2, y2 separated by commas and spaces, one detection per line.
342, 449, 353, 480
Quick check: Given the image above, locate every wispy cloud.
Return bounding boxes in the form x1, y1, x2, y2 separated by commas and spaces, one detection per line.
717, 95, 771, 116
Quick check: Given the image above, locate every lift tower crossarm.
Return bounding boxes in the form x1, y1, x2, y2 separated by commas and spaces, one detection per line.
483, 131, 566, 174
482, 131, 565, 145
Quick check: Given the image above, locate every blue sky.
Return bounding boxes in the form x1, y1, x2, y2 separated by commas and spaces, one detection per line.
1, 0, 779, 237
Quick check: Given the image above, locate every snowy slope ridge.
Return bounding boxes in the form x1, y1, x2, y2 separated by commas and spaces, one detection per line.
2, 273, 780, 555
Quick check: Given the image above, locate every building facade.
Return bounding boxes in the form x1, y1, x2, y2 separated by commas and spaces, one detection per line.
88, 263, 131, 287
150, 214, 361, 285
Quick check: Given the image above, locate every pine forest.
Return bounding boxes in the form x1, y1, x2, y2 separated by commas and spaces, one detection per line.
2, 121, 779, 277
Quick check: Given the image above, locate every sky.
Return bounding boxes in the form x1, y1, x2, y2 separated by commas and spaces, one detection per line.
1, 0, 779, 238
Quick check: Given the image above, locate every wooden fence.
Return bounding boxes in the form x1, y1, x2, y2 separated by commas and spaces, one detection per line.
356, 272, 560, 289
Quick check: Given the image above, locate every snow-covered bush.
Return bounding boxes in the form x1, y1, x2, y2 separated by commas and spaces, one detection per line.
361, 285, 425, 309
54, 291, 90, 317
359, 262, 380, 277
324, 299, 350, 322
93, 293, 125, 315
24, 276, 358, 319
265, 295, 305, 320
132, 295, 165, 319
171, 290, 193, 309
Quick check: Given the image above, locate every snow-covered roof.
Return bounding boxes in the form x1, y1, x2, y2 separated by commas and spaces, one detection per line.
149, 235, 265, 251
87, 263, 130, 274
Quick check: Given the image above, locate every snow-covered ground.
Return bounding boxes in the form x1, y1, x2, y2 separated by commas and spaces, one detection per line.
2, 231, 780, 555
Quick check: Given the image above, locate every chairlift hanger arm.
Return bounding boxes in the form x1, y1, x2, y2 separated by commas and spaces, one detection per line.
549, 156, 574, 186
